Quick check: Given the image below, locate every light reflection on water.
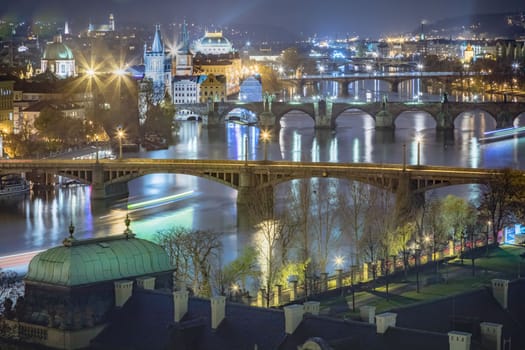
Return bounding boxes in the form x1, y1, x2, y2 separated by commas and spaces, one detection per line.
1, 109, 525, 272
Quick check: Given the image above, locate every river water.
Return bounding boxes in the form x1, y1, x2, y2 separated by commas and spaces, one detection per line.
1, 82, 525, 271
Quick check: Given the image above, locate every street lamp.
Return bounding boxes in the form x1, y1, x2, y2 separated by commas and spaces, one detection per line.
260, 129, 271, 162
334, 255, 345, 296
402, 143, 407, 171
117, 127, 124, 160
95, 134, 99, 163
415, 248, 421, 293
415, 135, 422, 166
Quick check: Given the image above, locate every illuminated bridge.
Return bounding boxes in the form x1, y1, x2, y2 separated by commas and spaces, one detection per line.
0, 159, 505, 213
179, 100, 525, 130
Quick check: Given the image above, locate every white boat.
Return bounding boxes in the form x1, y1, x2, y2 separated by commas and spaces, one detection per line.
0, 175, 30, 196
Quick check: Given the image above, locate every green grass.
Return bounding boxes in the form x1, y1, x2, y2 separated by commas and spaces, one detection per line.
319, 244, 525, 318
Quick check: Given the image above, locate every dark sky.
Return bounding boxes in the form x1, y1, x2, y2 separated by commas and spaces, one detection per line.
2, 0, 524, 38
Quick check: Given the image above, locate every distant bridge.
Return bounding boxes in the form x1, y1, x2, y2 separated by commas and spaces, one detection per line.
177, 100, 525, 130
281, 71, 467, 94
0, 159, 506, 219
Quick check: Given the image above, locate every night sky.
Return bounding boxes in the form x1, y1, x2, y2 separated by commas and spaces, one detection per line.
2, 0, 524, 38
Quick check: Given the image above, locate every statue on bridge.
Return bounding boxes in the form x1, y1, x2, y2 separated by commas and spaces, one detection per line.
382, 94, 388, 111
263, 92, 275, 112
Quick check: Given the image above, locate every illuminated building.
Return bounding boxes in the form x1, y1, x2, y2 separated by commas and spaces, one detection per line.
87, 14, 116, 37
199, 74, 226, 103
172, 75, 207, 104
40, 34, 76, 79
463, 43, 474, 63
0, 77, 14, 134
192, 31, 241, 96
193, 31, 234, 55
144, 25, 172, 104
238, 75, 263, 102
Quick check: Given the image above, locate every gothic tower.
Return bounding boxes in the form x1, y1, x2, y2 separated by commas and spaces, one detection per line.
144, 24, 172, 104
176, 20, 193, 76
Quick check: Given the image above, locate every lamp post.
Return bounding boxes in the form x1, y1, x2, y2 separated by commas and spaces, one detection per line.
117, 127, 124, 160
415, 135, 422, 166
95, 134, 99, 163
260, 129, 271, 162
415, 248, 421, 293
334, 256, 344, 296
402, 143, 407, 171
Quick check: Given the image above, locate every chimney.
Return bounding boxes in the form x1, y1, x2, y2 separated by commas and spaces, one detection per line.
284, 304, 304, 334
173, 290, 189, 322
211, 296, 226, 330
448, 331, 471, 350
375, 312, 397, 334
136, 276, 156, 290
303, 301, 320, 316
114, 280, 133, 307
480, 322, 502, 350
491, 279, 509, 309
359, 305, 376, 324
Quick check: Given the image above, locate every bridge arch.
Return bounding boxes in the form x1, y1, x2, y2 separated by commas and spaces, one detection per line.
393, 110, 437, 129
331, 108, 375, 129
276, 108, 316, 129
452, 108, 497, 128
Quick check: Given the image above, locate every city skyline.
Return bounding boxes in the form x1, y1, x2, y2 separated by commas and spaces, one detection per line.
1, 0, 524, 38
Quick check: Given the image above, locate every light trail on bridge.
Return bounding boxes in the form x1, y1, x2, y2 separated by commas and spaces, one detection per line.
126, 190, 196, 211
0, 250, 44, 270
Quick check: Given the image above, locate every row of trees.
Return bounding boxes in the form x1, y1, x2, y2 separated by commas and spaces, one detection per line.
155, 169, 525, 304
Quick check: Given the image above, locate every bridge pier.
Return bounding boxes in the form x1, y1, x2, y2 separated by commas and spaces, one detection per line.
394, 172, 425, 227
496, 111, 514, 129
337, 81, 350, 97
315, 100, 331, 129
435, 102, 454, 130
91, 165, 129, 200
259, 111, 276, 129
375, 111, 394, 129
237, 169, 274, 228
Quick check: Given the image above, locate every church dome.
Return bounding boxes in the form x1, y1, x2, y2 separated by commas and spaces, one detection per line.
26, 234, 173, 287
43, 41, 74, 61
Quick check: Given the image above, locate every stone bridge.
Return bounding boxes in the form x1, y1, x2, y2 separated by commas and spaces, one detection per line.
176, 101, 525, 130
281, 71, 471, 95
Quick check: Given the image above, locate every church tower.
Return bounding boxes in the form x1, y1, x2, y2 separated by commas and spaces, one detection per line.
109, 13, 115, 32
144, 24, 172, 104
176, 20, 193, 76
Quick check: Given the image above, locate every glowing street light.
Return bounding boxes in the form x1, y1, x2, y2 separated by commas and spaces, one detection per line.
334, 256, 344, 269
260, 129, 271, 161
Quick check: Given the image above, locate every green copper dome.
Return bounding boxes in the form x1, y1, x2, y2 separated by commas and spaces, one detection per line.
26, 234, 173, 287
43, 42, 74, 61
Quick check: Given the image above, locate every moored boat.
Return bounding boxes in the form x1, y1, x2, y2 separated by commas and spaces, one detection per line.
0, 174, 30, 195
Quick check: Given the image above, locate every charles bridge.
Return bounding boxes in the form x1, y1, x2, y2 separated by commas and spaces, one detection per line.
177, 100, 525, 130
0, 159, 508, 220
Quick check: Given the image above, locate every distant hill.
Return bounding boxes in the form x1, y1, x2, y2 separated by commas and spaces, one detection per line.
421, 12, 525, 39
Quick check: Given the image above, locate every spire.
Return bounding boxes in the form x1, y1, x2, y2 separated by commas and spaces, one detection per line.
64, 21, 70, 35
151, 24, 164, 53
179, 20, 190, 53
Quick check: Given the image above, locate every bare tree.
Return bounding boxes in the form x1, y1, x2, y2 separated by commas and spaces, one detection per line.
478, 169, 525, 244
338, 180, 369, 267
155, 227, 222, 297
